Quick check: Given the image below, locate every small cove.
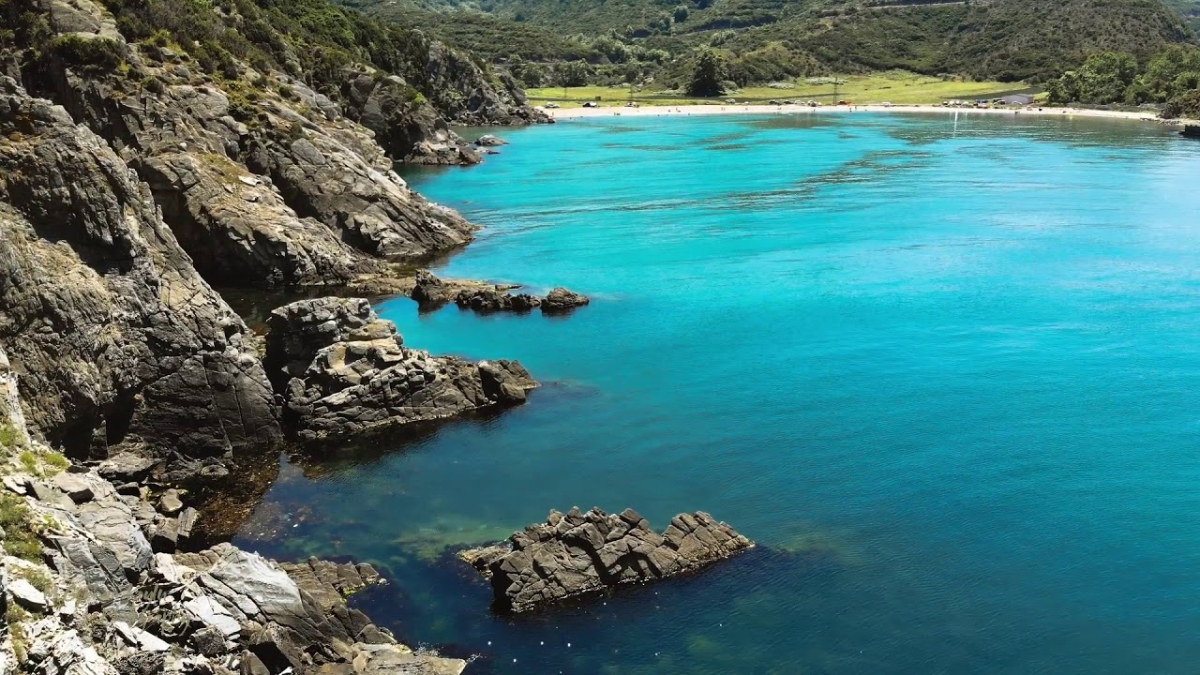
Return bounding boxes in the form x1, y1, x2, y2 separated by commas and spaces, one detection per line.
234, 113, 1200, 674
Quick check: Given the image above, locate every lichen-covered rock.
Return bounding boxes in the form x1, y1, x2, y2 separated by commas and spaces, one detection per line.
460, 507, 753, 613
0, 77, 280, 470
264, 297, 536, 441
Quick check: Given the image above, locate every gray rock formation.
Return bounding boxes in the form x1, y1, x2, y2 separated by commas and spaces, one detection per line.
455, 288, 543, 313
5, 0, 483, 290
347, 74, 484, 166
460, 507, 753, 613
0, 78, 280, 471
409, 270, 517, 310
264, 297, 536, 441
474, 134, 508, 147
1, 461, 466, 674
542, 287, 591, 314
416, 42, 550, 126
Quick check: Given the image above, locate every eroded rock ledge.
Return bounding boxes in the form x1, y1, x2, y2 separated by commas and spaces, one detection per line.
412, 270, 591, 315
264, 297, 536, 441
459, 507, 753, 613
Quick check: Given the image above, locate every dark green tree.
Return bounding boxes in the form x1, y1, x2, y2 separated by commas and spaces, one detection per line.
687, 49, 725, 97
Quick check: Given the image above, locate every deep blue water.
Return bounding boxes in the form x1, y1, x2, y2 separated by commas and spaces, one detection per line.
234, 112, 1200, 674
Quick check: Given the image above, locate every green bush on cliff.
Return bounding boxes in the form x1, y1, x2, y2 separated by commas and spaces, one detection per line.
0, 492, 42, 562
48, 35, 125, 73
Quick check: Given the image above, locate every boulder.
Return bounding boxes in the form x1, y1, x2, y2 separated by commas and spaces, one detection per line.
8, 578, 48, 612
460, 507, 752, 613
542, 287, 591, 314
264, 297, 536, 441
475, 134, 508, 147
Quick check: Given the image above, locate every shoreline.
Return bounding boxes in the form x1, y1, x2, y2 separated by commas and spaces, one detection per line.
544, 103, 1196, 126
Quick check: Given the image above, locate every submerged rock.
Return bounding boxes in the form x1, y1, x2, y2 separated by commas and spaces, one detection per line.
460, 507, 753, 613
264, 297, 536, 441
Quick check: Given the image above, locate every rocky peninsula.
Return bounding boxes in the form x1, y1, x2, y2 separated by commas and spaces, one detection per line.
459, 507, 753, 613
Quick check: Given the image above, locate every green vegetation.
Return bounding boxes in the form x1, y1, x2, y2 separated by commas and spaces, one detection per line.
343, 0, 1196, 87
47, 35, 126, 73
13, 565, 53, 594
687, 49, 726, 96
1047, 45, 1200, 117
2, 0, 499, 114
18, 450, 38, 475
0, 491, 43, 562
0, 419, 19, 449
528, 72, 1035, 107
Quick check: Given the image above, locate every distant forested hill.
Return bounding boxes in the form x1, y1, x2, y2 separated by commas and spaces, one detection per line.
340, 0, 1196, 85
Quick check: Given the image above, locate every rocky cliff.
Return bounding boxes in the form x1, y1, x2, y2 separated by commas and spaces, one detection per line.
0, 0, 545, 290
0, 77, 279, 476
0, 361, 466, 674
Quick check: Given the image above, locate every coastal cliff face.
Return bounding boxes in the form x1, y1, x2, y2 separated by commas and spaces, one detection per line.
0, 77, 280, 473
0, 0, 545, 290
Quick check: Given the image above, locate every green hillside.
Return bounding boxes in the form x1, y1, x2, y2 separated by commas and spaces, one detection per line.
344, 0, 1196, 85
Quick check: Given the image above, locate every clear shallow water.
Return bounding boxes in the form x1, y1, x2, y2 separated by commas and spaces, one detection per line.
235, 113, 1200, 674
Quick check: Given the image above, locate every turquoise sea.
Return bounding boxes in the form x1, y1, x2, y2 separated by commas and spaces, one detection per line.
234, 112, 1200, 674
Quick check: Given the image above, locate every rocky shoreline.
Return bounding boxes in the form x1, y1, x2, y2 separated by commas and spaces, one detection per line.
0, 0, 730, 669
0, 422, 468, 674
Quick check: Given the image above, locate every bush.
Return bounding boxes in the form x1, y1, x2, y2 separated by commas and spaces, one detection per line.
0, 492, 42, 562
48, 35, 125, 72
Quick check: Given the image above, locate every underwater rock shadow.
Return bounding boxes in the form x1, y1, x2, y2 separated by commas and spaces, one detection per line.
338, 543, 846, 673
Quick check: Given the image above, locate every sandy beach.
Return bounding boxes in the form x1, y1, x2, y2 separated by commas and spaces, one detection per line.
545, 103, 1194, 125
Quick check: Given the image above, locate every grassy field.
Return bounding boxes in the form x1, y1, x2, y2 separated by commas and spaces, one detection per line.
528, 72, 1038, 108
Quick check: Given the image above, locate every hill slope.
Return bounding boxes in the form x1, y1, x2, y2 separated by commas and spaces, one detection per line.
347, 0, 1196, 83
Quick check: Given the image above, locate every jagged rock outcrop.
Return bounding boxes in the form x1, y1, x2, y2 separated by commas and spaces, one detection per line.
459, 507, 753, 613
455, 288, 543, 313
541, 287, 591, 314
409, 270, 518, 311
346, 74, 483, 166
411, 271, 591, 315
2, 471, 467, 674
0, 77, 280, 471
4, 0, 488, 290
474, 134, 507, 147
417, 43, 550, 126
264, 297, 536, 441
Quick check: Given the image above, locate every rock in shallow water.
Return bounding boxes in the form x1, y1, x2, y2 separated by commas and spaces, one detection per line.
264, 297, 537, 441
459, 507, 753, 613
